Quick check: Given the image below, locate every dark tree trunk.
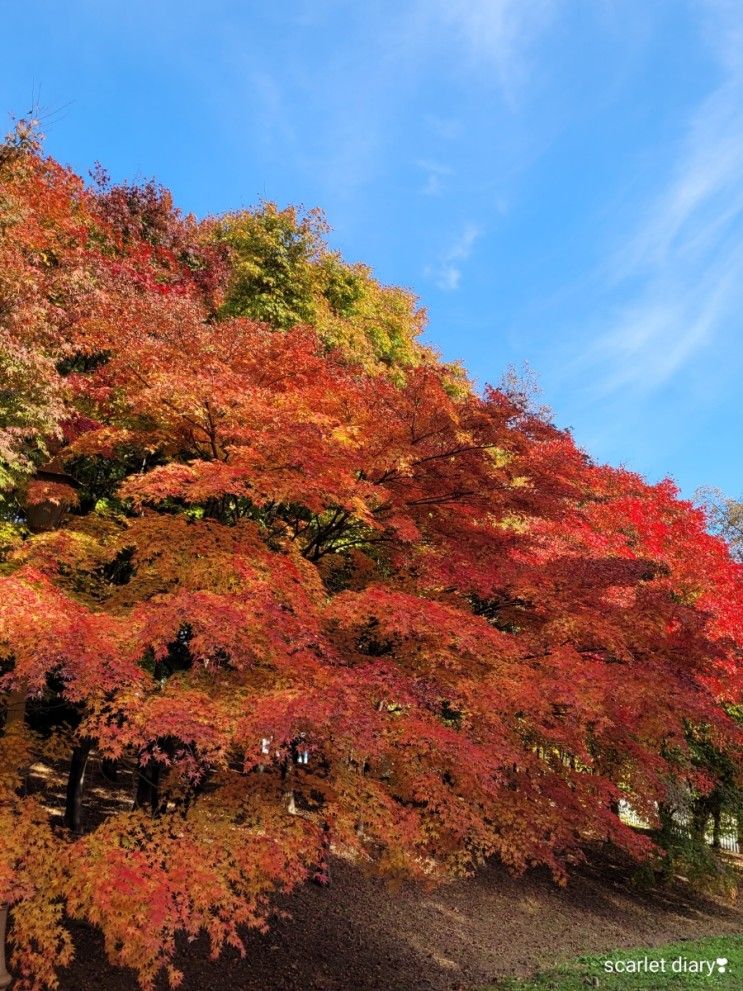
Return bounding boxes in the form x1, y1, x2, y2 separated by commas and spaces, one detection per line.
4, 685, 26, 732
100, 757, 119, 783
312, 820, 332, 887
711, 800, 722, 850
134, 757, 162, 814
134, 737, 181, 814
64, 738, 93, 833
691, 799, 710, 843
0, 904, 11, 990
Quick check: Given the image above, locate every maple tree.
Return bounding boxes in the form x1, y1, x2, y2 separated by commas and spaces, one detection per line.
1, 120, 742, 990
213, 202, 429, 373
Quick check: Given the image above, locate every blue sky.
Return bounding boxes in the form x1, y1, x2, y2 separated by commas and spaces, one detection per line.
3, 1, 742, 498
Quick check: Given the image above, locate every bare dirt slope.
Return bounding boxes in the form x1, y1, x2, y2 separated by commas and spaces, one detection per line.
53, 847, 743, 991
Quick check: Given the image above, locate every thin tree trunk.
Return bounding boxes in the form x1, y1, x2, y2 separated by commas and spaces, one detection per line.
0, 904, 12, 990
134, 758, 161, 814
691, 799, 709, 843
4, 685, 28, 796
100, 758, 119, 783
134, 737, 180, 815
4, 686, 26, 731
312, 820, 331, 887
712, 802, 722, 850
64, 738, 93, 834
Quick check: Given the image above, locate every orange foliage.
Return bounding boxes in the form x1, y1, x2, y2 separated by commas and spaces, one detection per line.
0, 127, 741, 989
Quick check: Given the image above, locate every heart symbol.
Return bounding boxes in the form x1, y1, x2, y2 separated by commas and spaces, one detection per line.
716, 957, 728, 973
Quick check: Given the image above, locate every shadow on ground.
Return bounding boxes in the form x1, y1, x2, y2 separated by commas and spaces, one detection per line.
57, 848, 742, 991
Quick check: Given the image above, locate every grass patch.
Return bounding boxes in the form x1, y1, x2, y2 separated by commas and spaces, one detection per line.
486, 936, 743, 989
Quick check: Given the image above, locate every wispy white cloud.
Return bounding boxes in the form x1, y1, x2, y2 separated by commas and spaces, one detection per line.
424, 114, 462, 140
586, 253, 742, 394
427, 223, 481, 290
582, 0, 743, 395
417, 158, 453, 196
227, 1, 558, 219
418, 0, 559, 103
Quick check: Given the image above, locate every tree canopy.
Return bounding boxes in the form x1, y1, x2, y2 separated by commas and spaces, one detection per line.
1, 122, 742, 990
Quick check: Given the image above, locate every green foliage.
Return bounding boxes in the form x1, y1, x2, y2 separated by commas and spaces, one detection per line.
0, 520, 25, 559
688, 717, 743, 821
211, 202, 428, 373
214, 202, 325, 328
315, 258, 427, 372
65, 450, 163, 514
0, 338, 61, 497
643, 709, 743, 895
652, 809, 738, 899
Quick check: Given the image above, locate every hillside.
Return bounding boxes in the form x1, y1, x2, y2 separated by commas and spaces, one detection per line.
1, 122, 742, 990
58, 849, 742, 991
